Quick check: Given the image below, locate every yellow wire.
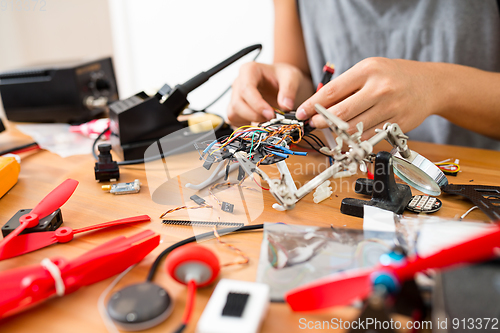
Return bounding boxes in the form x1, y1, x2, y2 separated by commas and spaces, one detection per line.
273, 107, 285, 115
210, 125, 271, 155
435, 162, 460, 173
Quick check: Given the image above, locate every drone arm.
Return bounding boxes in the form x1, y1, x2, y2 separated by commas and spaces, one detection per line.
295, 162, 342, 200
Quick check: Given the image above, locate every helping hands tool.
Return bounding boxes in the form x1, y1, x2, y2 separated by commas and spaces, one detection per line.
0, 179, 78, 252
0, 229, 160, 319
0, 215, 151, 260
285, 224, 500, 311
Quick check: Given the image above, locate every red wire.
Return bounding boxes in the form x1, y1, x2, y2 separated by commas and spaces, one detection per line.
182, 280, 197, 325
253, 176, 269, 190
8, 145, 41, 155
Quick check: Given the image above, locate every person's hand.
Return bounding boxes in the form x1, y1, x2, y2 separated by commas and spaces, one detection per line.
227, 62, 307, 127
295, 57, 444, 138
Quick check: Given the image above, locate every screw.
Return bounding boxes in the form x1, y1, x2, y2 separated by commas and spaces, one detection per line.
126, 313, 137, 322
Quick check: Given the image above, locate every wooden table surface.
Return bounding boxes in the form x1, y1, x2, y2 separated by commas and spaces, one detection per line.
1, 123, 499, 333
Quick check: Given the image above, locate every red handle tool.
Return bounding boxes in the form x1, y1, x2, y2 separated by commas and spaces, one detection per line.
0, 229, 160, 319
0, 215, 151, 260
0, 179, 79, 252
286, 225, 500, 311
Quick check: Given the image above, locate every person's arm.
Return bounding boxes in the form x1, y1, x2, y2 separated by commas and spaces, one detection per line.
437, 63, 500, 140
295, 57, 500, 141
226, 0, 314, 126
273, 0, 314, 108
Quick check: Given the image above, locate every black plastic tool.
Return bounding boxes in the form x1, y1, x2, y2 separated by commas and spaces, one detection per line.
94, 143, 120, 182
341, 151, 412, 218
2, 208, 63, 237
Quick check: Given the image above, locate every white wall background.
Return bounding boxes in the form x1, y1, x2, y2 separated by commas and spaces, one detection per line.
108, 0, 274, 117
0, 0, 114, 119
0, 0, 275, 120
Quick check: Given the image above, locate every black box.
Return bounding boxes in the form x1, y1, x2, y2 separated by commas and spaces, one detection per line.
0, 57, 119, 123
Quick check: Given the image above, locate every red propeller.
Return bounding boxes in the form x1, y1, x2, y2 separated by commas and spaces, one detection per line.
0, 179, 79, 252
286, 225, 500, 311
0, 215, 151, 260
0, 229, 159, 319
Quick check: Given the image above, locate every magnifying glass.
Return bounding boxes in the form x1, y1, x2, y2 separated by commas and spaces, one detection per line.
391, 149, 448, 196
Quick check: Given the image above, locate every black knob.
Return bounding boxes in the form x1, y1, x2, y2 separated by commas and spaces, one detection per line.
98, 143, 112, 154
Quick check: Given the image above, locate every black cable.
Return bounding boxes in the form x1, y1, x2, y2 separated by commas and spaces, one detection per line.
190, 45, 262, 113
305, 132, 326, 147
206, 44, 262, 79
92, 126, 110, 160
0, 142, 38, 156
300, 137, 329, 156
304, 134, 323, 147
307, 133, 327, 147
179, 44, 262, 97
146, 224, 264, 282
300, 137, 321, 151
172, 324, 187, 333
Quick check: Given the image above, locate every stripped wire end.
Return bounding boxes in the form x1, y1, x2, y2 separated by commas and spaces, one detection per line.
273, 107, 285, 115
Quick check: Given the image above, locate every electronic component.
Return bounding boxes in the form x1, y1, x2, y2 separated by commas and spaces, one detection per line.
0, 155, 20, 199
102, 179, 140, 195
0, 57, 118, 123
196, 279, 270, 333
166, 244, 221, 333
406, 195, 442, 213
221, 202, 234, 213
94, 143, 119, 182
107, 282, 173, 331
162, 220, 244, 228
203, 155, 216, 170
1, 208, 62, 238
190, 194, 206, 205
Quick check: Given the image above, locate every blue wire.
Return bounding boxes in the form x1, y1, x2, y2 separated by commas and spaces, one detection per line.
203, 140, 218, 154
271, 145, 307, 156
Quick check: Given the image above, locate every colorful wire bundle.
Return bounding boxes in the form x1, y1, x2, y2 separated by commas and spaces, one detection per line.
207, 122, 305, 164
435, 161, 460, 176
209, 125, 271, 157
